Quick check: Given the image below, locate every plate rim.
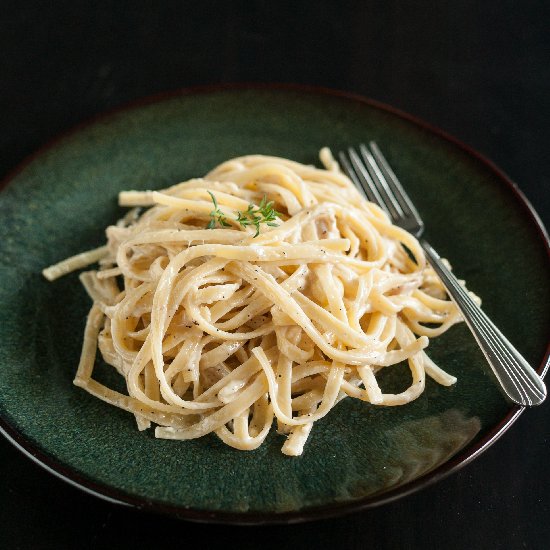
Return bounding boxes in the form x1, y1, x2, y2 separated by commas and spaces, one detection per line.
0, 83, 548, 525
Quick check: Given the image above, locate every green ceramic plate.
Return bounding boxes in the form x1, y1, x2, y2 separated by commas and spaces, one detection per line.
0, 86, 548, 524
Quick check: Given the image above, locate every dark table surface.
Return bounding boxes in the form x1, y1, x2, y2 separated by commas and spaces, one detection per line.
1, 2, 549, 549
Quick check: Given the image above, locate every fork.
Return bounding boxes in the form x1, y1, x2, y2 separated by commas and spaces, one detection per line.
339, 142, 547, 406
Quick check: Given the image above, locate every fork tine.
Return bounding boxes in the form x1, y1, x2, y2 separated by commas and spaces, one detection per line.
339, 149, 370, 203
368, 141, 424, 229
359, 144, 404, 221
338, 151, 376, 207
337, 151, 363, 196
340, 147, 389, 214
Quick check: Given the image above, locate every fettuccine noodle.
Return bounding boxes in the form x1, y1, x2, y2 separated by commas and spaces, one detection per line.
43, 149, 475, 456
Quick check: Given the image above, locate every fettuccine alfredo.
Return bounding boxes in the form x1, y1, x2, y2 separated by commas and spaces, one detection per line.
43, 149, 476, 456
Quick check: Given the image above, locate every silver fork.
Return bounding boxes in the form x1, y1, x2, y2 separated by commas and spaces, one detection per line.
339, 142, 547, 406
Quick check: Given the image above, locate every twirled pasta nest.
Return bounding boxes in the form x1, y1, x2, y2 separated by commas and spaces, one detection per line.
44, 150, 476, 455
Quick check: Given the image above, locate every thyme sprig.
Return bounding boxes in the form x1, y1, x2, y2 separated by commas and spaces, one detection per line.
236, 196, 280, 237
206, 191, 231, 229
206, 192, 280, 237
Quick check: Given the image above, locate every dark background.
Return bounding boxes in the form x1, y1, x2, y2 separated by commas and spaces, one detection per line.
1, 1, 548, 549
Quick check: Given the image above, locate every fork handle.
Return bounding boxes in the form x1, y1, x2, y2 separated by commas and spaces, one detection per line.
421, 240, 547, 406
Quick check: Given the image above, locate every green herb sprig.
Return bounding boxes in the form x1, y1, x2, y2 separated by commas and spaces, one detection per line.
206, 191, 231, 229
235, 196, 280, 237
206, 192, 280, 237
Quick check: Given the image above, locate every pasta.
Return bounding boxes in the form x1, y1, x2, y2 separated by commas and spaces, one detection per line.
43, 150, 476, 456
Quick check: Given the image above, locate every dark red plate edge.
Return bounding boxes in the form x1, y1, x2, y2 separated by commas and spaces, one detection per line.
0, 82, 548, 525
